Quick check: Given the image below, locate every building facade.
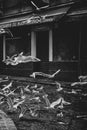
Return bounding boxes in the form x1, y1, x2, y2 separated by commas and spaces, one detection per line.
0, 0, 87, 81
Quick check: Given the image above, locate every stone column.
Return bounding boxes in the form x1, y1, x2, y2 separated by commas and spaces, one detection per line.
31, 31, 36, 57
3, 35, 6, 61
49, 29, 53, 61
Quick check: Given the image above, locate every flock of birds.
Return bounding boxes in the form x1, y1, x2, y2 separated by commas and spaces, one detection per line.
0, 75, 71, 121
0, 70, 87, 129
3, 52, 41, 65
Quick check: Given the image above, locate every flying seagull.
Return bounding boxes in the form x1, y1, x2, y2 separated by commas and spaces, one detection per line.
30, 69, 60, 78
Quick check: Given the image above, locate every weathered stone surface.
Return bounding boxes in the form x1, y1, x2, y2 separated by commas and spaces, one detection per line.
0, 110, 17, 130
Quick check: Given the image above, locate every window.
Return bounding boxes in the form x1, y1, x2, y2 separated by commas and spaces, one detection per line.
36, 30, 49, 61
53, 23, 79, 62
5, 26, 31, 59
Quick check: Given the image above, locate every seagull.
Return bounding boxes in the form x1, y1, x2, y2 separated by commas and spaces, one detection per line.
0, 77, 9, 83
30, 69, 60, 79
0, 28, 13, 37
13, 52, 41, 63
13, 99, 25, 110
55, 81, 63, 92
43, 94, 50, 107
2, 81, 13, 91
79, 75, 87, 82
50, 98, 62, 109
71, 81, 87, 86
31, 84, 37, 89
61, 98, 71, 105
24, 85, 31, 93
32, 89, 39, 94
31, 1, 40, 10
57, 112, 63, 117
49, 97, 71, 109
64, 89, 77, 94
37, 86, 43, 91
4, 52, 41, 65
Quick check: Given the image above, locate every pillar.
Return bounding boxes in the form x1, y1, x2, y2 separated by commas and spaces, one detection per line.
3, 35, 6, 61
31, 31, 36, 57
49, 29, 53, 61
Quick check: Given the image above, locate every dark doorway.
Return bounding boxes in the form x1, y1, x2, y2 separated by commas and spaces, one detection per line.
36, 31, 49, 61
